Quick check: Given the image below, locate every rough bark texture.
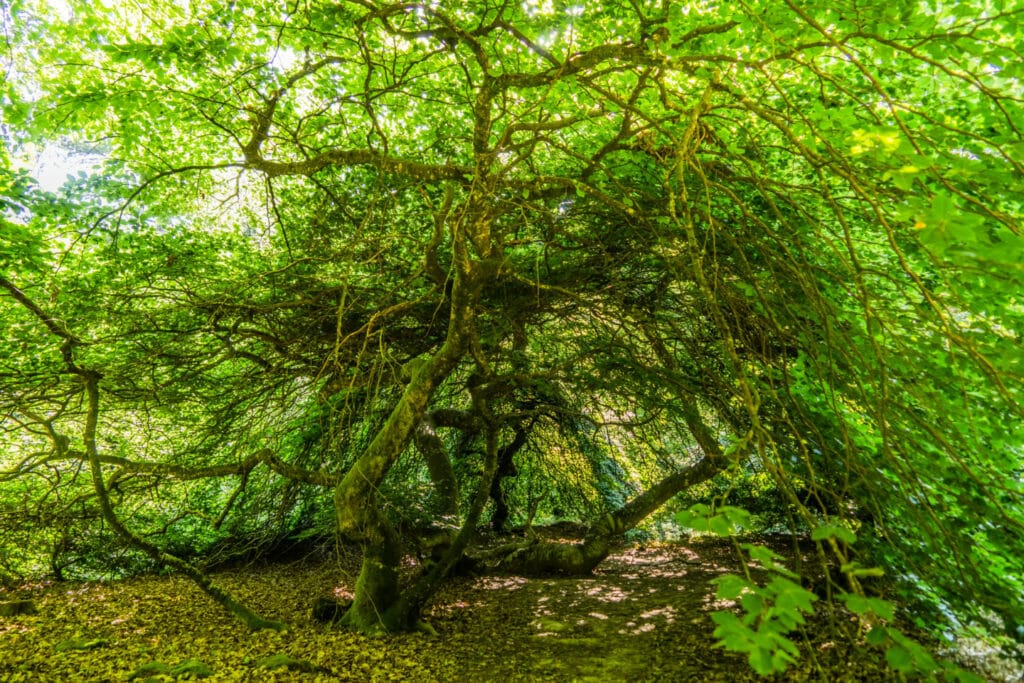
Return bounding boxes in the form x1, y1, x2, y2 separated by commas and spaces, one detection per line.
338, 507, 405, 632
332, 248, 487, 632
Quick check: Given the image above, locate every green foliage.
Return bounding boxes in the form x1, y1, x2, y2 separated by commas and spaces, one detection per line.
676, 504, 752, 537
708, 552, 818, 676
810, 524, 857, 546
54, 637, 108, 652
128, 659, 214, 680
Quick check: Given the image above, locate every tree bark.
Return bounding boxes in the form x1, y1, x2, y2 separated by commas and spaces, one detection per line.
490, 424, 529, 533
392, 394, 500, 625
332, 247, 487, 632
492, 401, 731, 575
414, 413, 461, 521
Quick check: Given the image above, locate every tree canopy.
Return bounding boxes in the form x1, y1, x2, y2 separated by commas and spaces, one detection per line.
1, 0, 1022, 676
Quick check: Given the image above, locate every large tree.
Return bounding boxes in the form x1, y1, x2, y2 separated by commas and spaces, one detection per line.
2, 0, 1022, 668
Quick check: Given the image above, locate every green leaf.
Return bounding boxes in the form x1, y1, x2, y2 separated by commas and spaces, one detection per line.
810, 524, 857, 545
885, 645, 913, 671
54, 637, 108, 652
866, 626, 887, 646
748, 646, 777, 676
714, 574, 753, 601
742, 543, 797, 577
839, 594, 896, 620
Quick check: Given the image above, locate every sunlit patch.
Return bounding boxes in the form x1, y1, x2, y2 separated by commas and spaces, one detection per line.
476, 576, 528, 591
583, 585, 630, 602
678, 549, 702, 563
640, 606, 676, 622
620, 552, 675, 566
702, 596, 738, 611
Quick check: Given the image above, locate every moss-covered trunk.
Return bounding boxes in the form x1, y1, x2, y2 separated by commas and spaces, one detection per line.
414, 413, 461, 521
332, 246, 493, 632
494, 403, 731, 576
333, 340, 466, 632
493, 454, 726, 575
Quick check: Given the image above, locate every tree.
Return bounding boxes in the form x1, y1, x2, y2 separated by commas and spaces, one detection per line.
2, 0, 1022, 671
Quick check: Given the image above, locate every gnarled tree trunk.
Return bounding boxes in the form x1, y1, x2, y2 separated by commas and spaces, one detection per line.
492, 453, 726, 575
492, 401, 732, 575
332, 249, 490, 633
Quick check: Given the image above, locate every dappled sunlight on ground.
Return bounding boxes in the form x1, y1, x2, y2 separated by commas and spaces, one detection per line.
581, 584, 631, 602
0, 539, 939, 681
475, 575, 528, 591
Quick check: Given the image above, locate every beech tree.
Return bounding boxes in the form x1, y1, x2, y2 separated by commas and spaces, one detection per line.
1, 0, 1022, 672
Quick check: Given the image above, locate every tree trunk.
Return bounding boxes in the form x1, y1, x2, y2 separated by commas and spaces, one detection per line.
492, 401, 732, 575
490, 424, 529, 533
332, 248, 488, 632
333, 344, 465, 632
492, 454, 726, 574
414, 414, 461, 521
392, 395, 500, 625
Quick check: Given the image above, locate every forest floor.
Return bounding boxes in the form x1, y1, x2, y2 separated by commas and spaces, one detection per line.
0, 534, 1013, 682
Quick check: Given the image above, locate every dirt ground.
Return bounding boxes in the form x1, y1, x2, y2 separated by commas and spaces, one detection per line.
0, 537, 993, 681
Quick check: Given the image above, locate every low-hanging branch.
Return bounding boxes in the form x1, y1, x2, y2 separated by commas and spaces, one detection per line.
1, 275, 287, 631
19, 447, 338, 487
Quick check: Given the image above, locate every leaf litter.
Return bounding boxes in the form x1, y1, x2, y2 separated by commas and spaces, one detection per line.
0, 537, 1003, 681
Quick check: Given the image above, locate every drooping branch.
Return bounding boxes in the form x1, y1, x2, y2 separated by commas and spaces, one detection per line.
2, 276, 285, 630
79, 374, 286, 630
19, 448, 337, 487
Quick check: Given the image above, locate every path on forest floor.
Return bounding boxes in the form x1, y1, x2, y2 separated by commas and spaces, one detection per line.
428, 543, 735, 681
423, 540, 874, 682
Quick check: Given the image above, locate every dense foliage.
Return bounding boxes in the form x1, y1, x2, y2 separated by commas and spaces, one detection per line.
2, 0, 1022, 676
